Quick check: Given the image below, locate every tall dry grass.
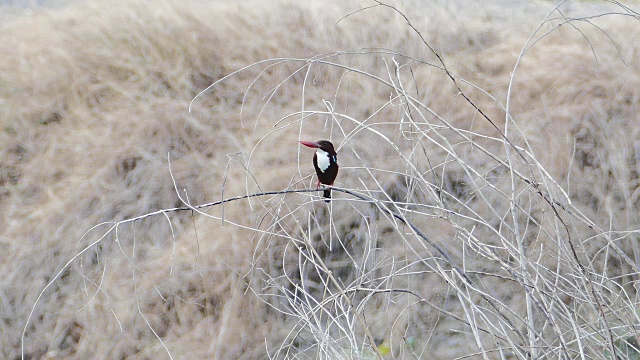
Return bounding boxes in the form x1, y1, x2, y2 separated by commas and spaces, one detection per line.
2, 0, 640, 359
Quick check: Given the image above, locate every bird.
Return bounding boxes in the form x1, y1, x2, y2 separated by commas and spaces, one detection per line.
299, 140, 338, 202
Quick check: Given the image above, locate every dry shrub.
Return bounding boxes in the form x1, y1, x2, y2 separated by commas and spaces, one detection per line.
3, 0, 640, 359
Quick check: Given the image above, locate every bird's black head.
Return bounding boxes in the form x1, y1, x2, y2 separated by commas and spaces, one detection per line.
300, 140, 336, 154
316, 140, 335, 153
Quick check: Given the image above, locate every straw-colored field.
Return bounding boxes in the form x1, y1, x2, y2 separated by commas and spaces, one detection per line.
3, 0, 640, 359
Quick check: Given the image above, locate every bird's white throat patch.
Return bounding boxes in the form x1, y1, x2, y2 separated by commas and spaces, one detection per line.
316, 149, 331, 173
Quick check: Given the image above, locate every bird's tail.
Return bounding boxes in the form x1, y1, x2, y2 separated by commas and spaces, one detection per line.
323, 188, 331, 202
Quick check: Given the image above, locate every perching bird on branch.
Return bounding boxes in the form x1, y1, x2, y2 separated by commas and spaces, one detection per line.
300, 140, 338, 202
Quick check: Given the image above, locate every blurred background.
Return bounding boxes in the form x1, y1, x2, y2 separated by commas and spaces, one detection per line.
2, 0, 640, 359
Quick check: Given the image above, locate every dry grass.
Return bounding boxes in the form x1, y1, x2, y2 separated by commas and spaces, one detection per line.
2, 0, 640, 359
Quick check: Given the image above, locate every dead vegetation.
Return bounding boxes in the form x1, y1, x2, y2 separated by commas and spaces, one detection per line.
2, 0, 640, 359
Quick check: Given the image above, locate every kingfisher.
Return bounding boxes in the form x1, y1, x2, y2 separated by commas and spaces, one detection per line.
300, 140, 338, 202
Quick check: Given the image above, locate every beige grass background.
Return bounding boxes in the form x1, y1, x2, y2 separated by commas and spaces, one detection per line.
2, 0, 640, 359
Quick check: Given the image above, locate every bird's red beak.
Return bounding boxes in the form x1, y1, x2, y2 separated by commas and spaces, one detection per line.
299, 140, 321, 149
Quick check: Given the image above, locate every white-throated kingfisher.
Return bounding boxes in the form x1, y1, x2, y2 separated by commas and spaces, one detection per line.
300, 140, 338, 202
